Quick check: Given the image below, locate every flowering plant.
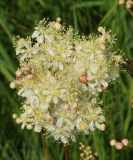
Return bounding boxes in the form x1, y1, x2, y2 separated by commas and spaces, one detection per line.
10, 18, 122, 144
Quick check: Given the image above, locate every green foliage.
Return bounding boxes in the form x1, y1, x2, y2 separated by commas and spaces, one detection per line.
0, 0, 133, 159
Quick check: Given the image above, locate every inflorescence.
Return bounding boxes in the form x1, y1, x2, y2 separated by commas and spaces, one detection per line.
10, 18, 122, 143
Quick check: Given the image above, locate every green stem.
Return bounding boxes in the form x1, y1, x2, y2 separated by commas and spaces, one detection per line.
41, 131, 49, 160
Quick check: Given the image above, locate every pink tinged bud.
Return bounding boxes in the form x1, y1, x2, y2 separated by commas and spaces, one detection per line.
130, 98, 133, 103
70, 108, 77, 114
121, 139, 129, 146
110, 139, 116, 146
23, 67, 31, 75
126, 2, 132, 9
115, 142, 123, 150
10, 82, 16, 89
79, 74, 88, 84
27, 74, 33, 80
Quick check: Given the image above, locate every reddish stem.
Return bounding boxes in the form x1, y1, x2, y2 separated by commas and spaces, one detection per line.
64, 144, 69, 160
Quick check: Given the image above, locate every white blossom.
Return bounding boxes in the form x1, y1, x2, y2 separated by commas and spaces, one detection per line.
11, 19, 123, 143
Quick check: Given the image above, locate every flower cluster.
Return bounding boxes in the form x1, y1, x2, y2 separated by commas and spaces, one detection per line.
110, 138, 129, 150
79, 142, 97, 160
11, 18, 122, 143
118, 0, 133, 9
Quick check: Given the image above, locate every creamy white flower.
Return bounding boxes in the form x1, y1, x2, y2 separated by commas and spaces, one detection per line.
12, 19, 122, 143
32, 30, 44, 43
34, 125, 42, 132
61, 135, 68, 144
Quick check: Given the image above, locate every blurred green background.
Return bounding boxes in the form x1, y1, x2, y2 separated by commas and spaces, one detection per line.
0, 0, 133, 159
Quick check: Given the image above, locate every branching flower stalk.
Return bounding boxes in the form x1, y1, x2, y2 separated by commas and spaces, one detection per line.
118, 0, 133, 16
121, 59, 133, 79
110, 138, 133, 150
10, 18, 123, 159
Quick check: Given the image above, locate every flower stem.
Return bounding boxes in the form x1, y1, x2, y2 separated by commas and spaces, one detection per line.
127, 144, 133, 148
41, 131, 49, 160
128, 9, 133, 17
64, 144, 69, 160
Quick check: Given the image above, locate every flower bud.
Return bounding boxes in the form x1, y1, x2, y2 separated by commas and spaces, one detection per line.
70, 108, 77, 114
16, 118, 22, 124
16, 69, 22, 77
121, 139, 129, 146
23, 67, 31, 75
110, 139, 116, 146
12, 113, 17, 119
56, 17, 61, 23
27, 124, 33, 130
79, 74, 88, 84
126, 1, 132, 8
115, 142, 123, 150
98, 26, 105, 33
100, 123, 106, 131
10, 82, 16, 89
